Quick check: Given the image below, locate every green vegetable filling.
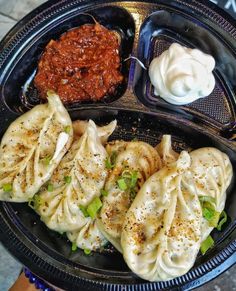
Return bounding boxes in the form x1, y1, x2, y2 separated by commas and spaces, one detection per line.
200, 235, 214, 255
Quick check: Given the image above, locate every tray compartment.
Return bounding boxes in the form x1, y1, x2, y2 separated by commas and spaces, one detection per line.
0, 5, 135, 113
133, 10, 236, 129
1, 108, 236, 284
0, 0, 236, 290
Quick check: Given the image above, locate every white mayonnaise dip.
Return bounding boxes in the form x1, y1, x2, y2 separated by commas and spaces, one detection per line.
149, 43, 215, 105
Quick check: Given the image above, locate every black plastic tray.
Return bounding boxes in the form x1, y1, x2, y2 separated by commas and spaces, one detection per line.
0, 1, 236, 290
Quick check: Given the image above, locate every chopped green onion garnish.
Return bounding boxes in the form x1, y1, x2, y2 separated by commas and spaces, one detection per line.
101, 189, 108, 197
117, 169, 138, 192
199, 196, 216, 205
64, 126, 71, 134
105, 151, 117, 169
87, 197, 102, 219
117, 178, 127, 191
203, 207, 220, 227
121, 170, 132, 179
130, 171, 138, 188
84, 248, 91, 255
209, 212, 220, 227
202, 207, 215, 220
201, 198, 220, 227
47, 183, 53, 192
3, 183, 12, 192
79, 205, 89, 217
200, 235, 214, 255
105, 158, 113, 169
110, 151, 117, 166
217, 211, 227, 231
71, 242, 77, 252
64, 176, 72, 184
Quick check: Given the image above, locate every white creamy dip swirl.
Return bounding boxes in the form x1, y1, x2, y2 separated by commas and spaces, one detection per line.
149, 43, 216, 105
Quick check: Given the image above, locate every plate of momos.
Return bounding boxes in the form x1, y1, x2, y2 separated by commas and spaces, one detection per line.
0, 91, 234, 285
0, 0, 236, 290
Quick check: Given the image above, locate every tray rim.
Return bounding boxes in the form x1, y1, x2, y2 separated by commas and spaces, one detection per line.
0, 0, 236, 289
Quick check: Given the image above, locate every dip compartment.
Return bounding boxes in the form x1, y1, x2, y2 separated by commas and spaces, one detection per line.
133, 10, 236, 130
0, 5, 135, 113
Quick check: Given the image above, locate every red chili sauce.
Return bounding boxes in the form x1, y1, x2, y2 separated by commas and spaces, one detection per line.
34, 23, 123, 103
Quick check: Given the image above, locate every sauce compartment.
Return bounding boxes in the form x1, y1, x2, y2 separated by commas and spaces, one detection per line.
133, 10, 236, 129
1, 6, 135, 113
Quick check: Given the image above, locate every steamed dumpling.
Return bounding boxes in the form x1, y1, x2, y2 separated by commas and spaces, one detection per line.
121, 151, 202, 282
157, 138, 233, 241
99, 140, 162, 252
0, 92, 73, 202
73, 119, 117, 144
156, 135, 179, 165
36, 120, 116, 233
65, 121, 117, 250
185, 147, 233, 241
67, 220, 107, 251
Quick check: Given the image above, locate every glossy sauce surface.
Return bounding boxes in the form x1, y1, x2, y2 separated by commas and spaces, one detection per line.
34, 23, 123, 103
